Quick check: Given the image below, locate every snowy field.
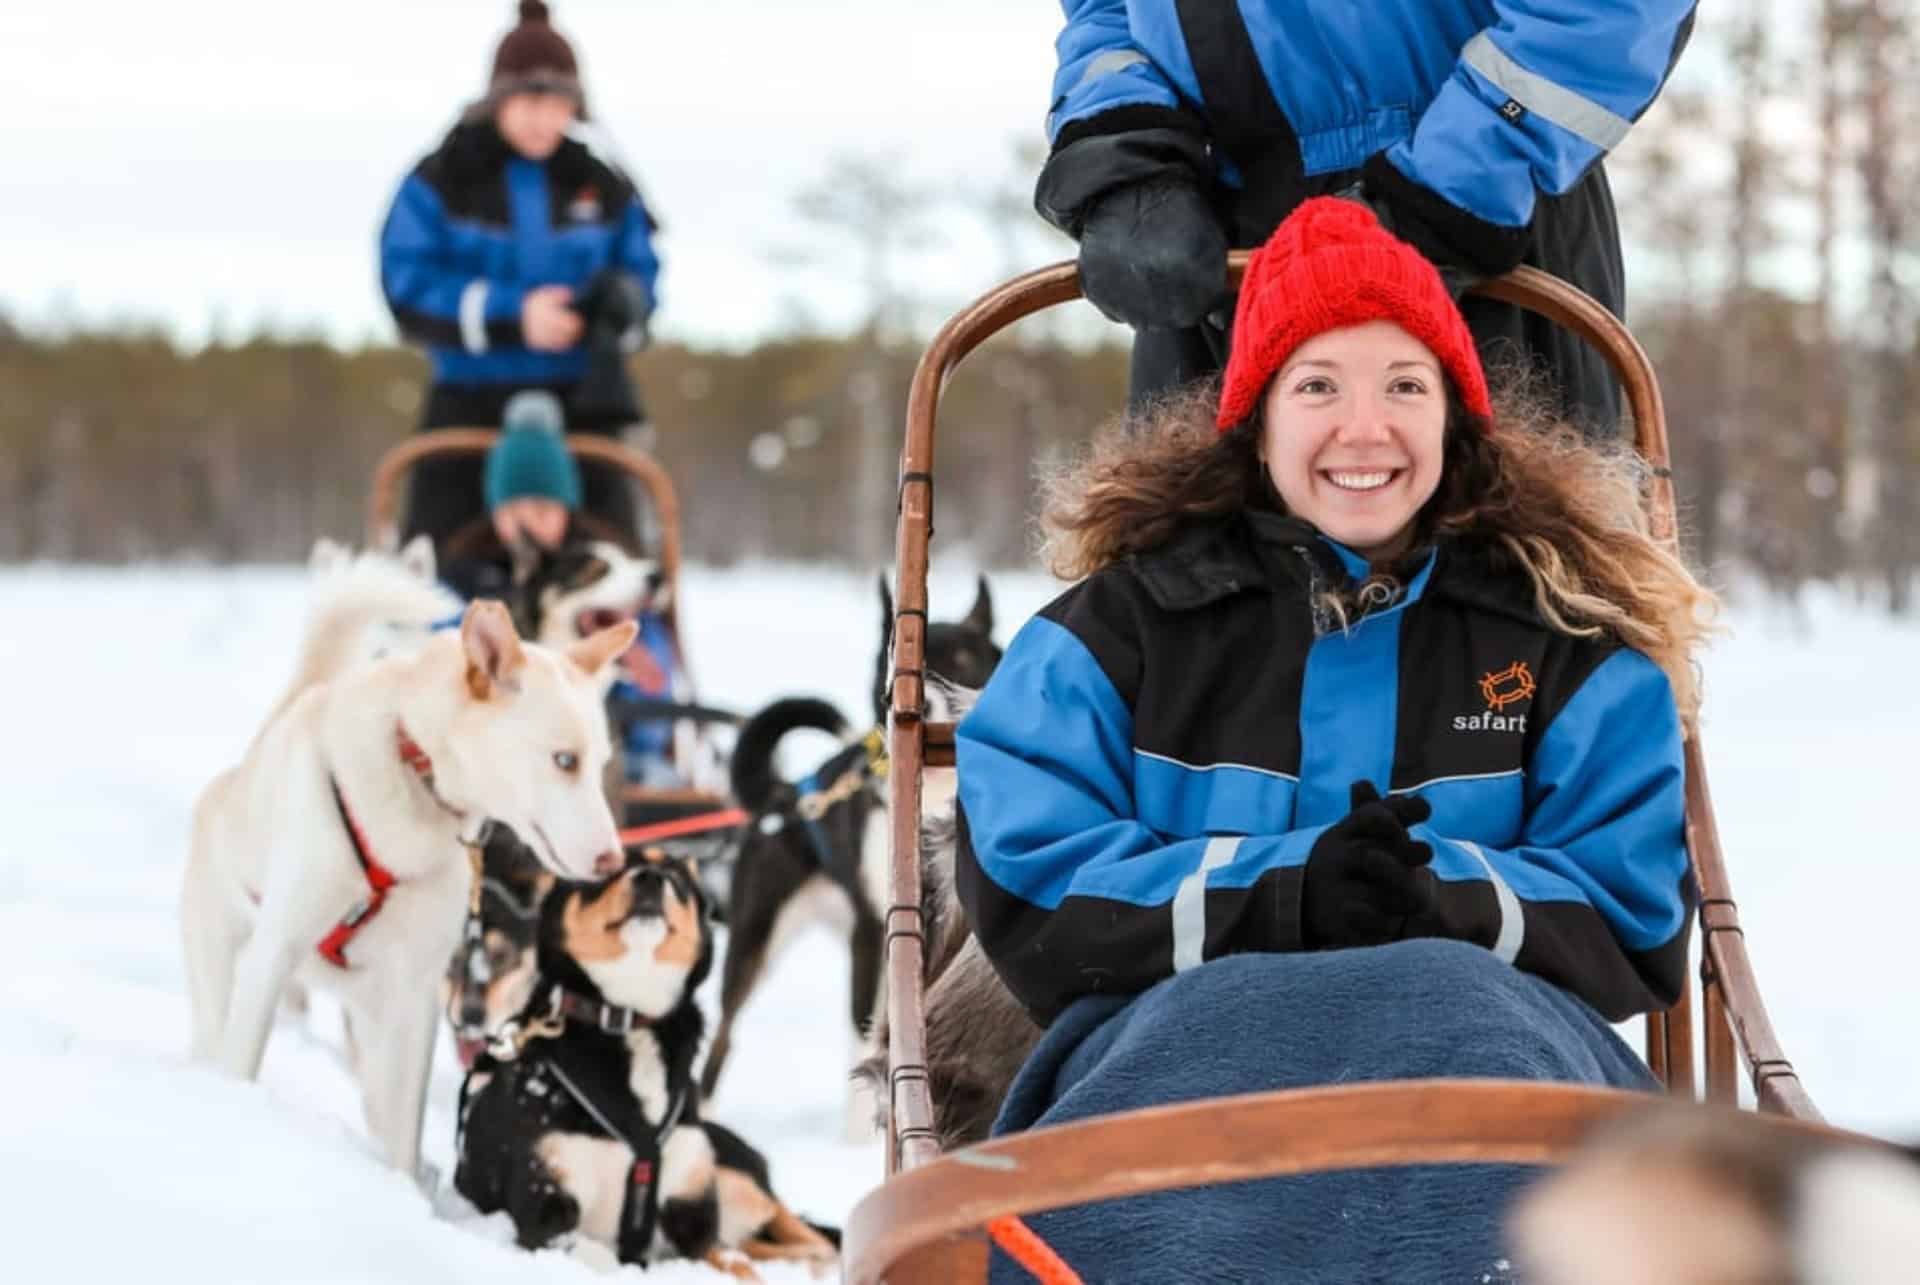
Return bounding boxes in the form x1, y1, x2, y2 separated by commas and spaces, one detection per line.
2, 561, 1916, 1282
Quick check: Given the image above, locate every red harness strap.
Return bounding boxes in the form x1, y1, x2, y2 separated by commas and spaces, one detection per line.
317, 780, 400, 968
314, 723, 440, 969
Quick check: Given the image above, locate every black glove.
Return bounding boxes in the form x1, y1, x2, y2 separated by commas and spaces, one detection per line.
1077, 176, 1229, 331
572, 269, 652, 350
570, 270, 650, 418
1301, 781, 1437, 950
1343, 154, 1535, 302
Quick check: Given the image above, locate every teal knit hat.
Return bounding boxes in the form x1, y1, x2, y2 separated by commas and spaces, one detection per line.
484, 391, 581, 510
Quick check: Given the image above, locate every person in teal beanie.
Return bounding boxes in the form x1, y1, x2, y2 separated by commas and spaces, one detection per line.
443, 391, 583, 599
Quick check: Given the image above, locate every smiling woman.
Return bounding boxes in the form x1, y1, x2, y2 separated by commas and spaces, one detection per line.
953, 196, 1723, 1281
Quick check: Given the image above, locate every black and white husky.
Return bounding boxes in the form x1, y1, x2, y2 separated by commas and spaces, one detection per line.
700, 578, 1003, 1139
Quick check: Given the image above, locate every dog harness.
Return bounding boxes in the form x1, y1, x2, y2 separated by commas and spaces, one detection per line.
459, 981, 689, 1261
317, 783, 399, 968
788, 726, 889, 871
316, 722, 464, 969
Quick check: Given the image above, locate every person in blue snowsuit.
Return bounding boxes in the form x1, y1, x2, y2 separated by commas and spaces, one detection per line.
953, 198, 1718, 1281
1037, 0, 1696, 435
379, 0, 660, 549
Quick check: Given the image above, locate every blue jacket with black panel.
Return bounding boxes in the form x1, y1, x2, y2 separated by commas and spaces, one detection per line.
1036, 1, 1697, 430
1040, 0, 1695, 248
379, 122, 660, 389
955, 509, 1694, 1026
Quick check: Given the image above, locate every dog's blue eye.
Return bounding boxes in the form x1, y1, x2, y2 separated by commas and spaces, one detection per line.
553, 751, 580, 773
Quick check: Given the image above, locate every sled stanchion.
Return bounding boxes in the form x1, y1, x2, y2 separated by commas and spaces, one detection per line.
886, 265, 1098, 1180
1665, 958, 1697, 1097
1682, 738, 1818, 1120
1644, 1010, 1669, 1090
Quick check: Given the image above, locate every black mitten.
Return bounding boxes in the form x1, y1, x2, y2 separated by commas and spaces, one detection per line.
572, 269, 652, 349
1301, 781, 1437, 949
1077, 176, 1229, 331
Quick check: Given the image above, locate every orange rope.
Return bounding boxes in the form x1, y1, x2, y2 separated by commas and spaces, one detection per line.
986, 1215, 1084, 1285
617, 808, 748, 847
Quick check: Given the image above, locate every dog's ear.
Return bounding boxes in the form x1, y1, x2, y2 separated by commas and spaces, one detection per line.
568, 619, 639, 679
962, 574, 994, 638
461, 600, 527, 698
875, 573, 895, 725
399, 533, 437, 582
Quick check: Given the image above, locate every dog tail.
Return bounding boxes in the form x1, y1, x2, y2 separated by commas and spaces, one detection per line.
729, 696, 850, 813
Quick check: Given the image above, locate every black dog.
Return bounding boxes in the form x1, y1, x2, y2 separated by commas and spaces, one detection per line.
699, 576, 1002, 1125
454, 854, 837, 1276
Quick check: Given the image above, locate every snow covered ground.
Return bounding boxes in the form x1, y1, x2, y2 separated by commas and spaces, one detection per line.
1, 561, 1915, 1282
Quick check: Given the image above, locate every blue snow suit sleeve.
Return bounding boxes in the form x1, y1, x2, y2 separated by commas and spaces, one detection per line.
1366, 0, 1697, 271
1404, 648, 1693, 1020
1047, 0, 1183, 136
612, 192, 662, 320
1033, 0, 1210, 236
379, 174, 528, 353
954, 584, 1322, 1025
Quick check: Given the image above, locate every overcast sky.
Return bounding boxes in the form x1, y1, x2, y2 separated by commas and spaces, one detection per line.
10, 3, 1841, 352
5, 0, 1078, 349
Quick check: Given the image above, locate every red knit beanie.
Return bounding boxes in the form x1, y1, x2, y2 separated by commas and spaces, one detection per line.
1215, 197, 1491, 430
490, 1, 581, 99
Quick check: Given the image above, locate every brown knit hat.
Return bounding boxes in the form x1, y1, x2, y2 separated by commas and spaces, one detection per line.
489, 1, 581, 100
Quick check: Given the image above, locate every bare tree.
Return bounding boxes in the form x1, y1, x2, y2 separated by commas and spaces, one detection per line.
1856, 0, 1919, 609
787, 153, 948, 568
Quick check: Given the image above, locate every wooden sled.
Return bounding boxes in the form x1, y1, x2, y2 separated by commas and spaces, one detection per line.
849, 261, 1837, 1284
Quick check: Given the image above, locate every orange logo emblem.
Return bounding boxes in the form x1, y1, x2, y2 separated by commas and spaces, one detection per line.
1480, 661, 1536, 711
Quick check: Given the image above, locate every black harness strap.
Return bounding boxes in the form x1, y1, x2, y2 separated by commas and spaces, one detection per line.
538, 1051, 689, 1262
457, 1028, 690, 1260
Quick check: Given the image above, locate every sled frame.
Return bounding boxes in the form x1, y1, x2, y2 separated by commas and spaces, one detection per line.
854, 261, 1820, 1284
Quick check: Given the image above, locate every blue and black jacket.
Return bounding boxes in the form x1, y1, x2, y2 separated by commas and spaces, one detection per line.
955, 510, 1694, 1026
380, 122, 661, 389
1037, 0, 1695, 263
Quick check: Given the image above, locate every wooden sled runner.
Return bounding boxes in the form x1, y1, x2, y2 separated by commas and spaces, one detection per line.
849, 261, 1834, 1284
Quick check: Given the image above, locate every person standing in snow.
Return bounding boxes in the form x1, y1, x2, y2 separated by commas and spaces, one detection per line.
380, 0, 660, 549
1036, 1, 1696, 436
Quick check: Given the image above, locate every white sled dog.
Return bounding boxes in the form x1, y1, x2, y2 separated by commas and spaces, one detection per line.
182, 595, 636, 1181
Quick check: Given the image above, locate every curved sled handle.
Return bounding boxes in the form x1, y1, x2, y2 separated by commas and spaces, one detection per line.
364, 428, 683, 583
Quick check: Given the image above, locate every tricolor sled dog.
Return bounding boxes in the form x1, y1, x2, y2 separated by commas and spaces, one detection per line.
182, 594, 635, 1180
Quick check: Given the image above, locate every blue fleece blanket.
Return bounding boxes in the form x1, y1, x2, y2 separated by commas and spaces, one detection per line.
989, 939, 1655, 1285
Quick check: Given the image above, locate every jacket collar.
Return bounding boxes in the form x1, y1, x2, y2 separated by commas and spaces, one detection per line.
1127, 510, 1442, 615
438, 120, 595, 189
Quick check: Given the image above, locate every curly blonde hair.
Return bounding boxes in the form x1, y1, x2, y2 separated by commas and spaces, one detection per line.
1040, 382, 1720, 725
